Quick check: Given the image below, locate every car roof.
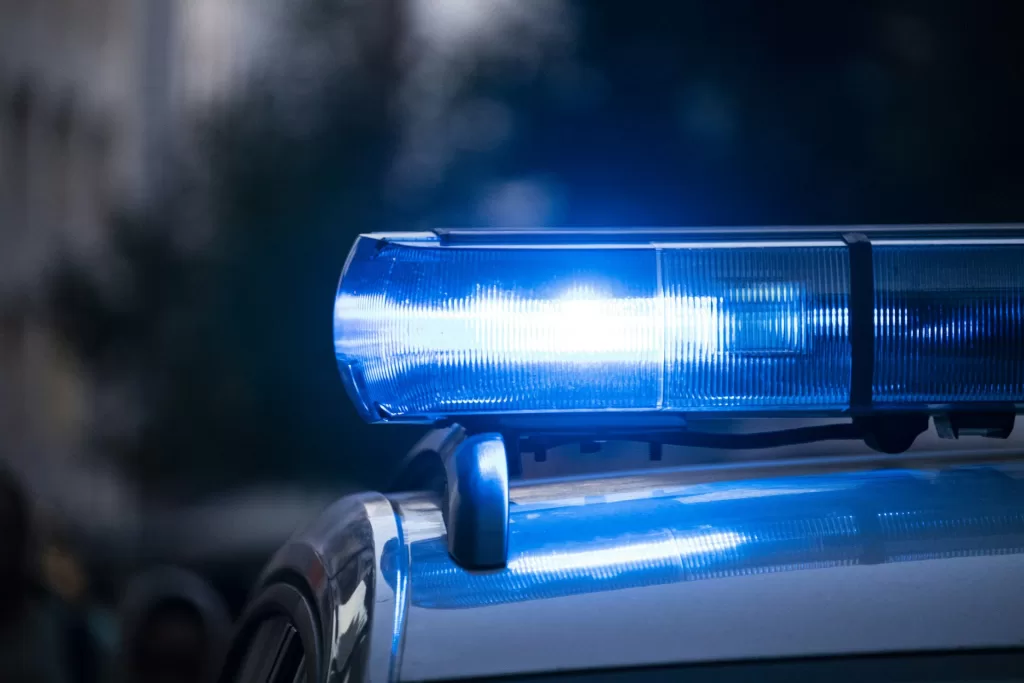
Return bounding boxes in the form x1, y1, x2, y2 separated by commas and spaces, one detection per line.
256, 452, 1024, 682
387, 456, 1024, 681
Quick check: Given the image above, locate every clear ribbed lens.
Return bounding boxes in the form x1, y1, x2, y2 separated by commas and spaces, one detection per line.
874, 242, 1024, 403
662, 246, 851, 409
334, 235, 852, 421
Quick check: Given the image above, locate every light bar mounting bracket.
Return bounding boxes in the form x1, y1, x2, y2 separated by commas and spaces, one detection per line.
442, 432, 510, 570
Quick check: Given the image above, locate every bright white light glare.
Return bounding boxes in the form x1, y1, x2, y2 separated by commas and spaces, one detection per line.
335, 287, 722, 364
506, 531, 746, 580
676, 485, 846, 505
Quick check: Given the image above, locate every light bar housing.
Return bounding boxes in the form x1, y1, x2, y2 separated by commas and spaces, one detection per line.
334, 227, 1024, 424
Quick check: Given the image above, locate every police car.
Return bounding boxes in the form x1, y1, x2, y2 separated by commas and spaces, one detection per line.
220, 227, 1024, 682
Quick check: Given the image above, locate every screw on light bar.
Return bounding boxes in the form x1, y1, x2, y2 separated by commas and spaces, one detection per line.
333, 228, 1024, 424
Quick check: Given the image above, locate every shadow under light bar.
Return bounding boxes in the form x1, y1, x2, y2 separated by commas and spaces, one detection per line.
333, 229, 1024, 423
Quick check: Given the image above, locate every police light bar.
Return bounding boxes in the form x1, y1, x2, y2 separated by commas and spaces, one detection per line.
333, 228, 1024, 424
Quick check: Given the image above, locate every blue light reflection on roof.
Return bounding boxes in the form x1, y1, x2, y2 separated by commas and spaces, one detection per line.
384, 467, 1024, 610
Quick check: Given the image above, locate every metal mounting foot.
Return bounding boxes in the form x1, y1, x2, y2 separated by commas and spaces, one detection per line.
443, 432, 509, 569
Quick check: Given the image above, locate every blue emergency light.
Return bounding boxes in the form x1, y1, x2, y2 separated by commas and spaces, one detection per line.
334, 228, 1024, 424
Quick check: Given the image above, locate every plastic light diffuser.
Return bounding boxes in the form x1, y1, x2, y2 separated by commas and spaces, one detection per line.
333, 231, 1024, 423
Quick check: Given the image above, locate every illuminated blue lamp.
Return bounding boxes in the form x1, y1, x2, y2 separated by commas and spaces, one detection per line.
873, 240, 1024, 404
334, 231, 1024, 423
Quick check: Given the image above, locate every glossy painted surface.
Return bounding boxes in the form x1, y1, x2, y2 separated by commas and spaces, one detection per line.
253, 492, 404, 683
391, 463, 1024, 680
252, 458, 1024, 682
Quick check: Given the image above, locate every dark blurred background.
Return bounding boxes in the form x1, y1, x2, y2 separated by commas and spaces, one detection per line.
2, 0, 1024, 670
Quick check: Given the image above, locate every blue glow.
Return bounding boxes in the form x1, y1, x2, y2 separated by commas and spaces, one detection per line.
662, 246, 849, 409
873, 243, 1024, 403
335, 234, 1024, 421
384, 467, 1024, 609
334, 236, 850, 420
507, 530, 747, 580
